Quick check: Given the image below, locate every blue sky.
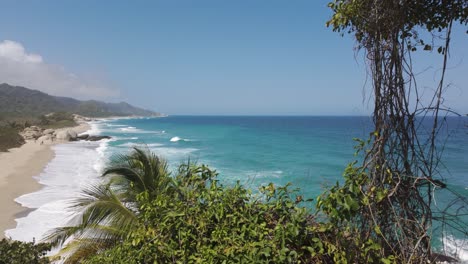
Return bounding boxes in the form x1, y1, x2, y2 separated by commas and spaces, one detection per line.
0, 0, 467, 115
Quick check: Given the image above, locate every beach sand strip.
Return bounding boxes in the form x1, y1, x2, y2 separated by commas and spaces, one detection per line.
0, 123, 90, 239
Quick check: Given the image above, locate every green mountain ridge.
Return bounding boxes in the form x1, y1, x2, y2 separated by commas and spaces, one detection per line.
0, 83, 160, 117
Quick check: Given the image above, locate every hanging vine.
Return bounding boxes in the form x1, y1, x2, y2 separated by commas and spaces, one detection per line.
323, 0, 467, 262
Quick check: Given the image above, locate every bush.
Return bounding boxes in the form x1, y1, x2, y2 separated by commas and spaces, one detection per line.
86, 163, 318, 263
0, 238, 51, 264
0, 126, 25, 152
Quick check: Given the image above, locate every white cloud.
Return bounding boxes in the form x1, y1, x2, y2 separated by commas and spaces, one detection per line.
0, 40, 118, 99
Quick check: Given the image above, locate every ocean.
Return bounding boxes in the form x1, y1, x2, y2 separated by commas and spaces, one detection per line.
5, 116, 468, 260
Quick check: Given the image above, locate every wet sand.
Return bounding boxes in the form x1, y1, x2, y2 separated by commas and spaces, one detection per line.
0, 123, 90, 238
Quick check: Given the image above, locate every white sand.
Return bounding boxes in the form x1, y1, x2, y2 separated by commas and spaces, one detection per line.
0, 123, 90, 238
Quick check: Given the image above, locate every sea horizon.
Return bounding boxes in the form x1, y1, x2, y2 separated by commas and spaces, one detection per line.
4, 116, 467, 261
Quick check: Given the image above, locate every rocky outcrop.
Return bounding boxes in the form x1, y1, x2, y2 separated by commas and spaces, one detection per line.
37, 134, 53, 144
77, 134, 89, 140
55, 130, 71, 141
20, 126, 43, 140
54, 129, 79, 141
21, 124, 111, 143
43, 129, 55, 135
67, 130, 78, 139
86, 135, 111, 141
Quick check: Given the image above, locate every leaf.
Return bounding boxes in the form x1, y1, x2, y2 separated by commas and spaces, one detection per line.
374, 225, 382, 235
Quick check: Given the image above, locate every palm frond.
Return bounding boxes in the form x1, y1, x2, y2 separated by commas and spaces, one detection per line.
44, 147, 173, 262
74, 184, 139, 230
104, 167, 146, 193
104, 147, 170, 196
42, 225, 84, 247
59, 238, 111, 264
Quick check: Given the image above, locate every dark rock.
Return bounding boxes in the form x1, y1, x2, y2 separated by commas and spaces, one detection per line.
86, 135, 111, 141
77, 134, 89, 140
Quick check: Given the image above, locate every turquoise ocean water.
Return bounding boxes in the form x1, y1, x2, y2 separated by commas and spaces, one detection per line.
104, 116, 467, 198
105, 116, 375, 196
6, 116, 468, 260
104, 116, 468, 258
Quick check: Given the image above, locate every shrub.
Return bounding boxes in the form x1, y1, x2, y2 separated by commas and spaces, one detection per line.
0, 238, 51, 264
86, 162, 317, 263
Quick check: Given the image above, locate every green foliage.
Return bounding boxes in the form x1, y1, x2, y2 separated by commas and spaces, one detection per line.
325, 1, 467, 262
0, 126, 25, 152
0, 83, 159, 117
43, 148, 170, 263
0, 111, 77, 152
326, 0, 467, 52
0, 238, 51, 264
39, 112, 77, 129
84, 160, 318, 263
46, 147, 430, 263
314, 161, 396, 263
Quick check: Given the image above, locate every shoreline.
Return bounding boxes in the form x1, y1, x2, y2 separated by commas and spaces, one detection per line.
0, 122, 90, 239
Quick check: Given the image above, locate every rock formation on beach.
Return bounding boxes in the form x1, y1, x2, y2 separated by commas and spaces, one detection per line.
19, 115, 110, 144
21, 127, 111, 143
19, 126, 43, 140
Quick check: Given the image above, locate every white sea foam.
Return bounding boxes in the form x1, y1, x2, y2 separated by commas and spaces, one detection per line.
441, 236, 468, 263
170, 136, 181, 142
245, 170, 284, 178
118, 142, 164, 148
83, 121, 102, 136
4, 122, 109, 242
149, 147, 198, 160
105, 124, 127, 127
117, 126, 164, 134
119, 126, 137, 132
5, 141, 105, 242
113, 136, 139, 140
170, 136, 190, 142
94, 139, 112, 173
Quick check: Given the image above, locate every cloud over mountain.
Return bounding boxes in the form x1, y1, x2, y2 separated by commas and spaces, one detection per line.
0, 40, 118, 99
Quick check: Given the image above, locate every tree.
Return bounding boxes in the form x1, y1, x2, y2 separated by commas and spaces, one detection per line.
325, 0, 467, 262
44, 148, 171, 263
81, 160, 316, 263
0, 238, 51, 264
44, 148, 324, 263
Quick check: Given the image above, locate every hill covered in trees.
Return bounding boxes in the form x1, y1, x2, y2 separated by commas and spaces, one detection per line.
0, 83, 161, 151
0, 83, 160, 118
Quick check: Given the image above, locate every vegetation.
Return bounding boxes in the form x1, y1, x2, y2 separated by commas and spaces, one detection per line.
44, 148, 168, 262
0, 112, 76, 151
39, 112, 77, 129
0, 238, 51, 264
326, 0, 467, 262
0, 82, 158, 152
0, 83, 159, 117
45, 148, 321, 263
42, 148, 446, 263
2, 0, 466, 263
0, 126, 25, 152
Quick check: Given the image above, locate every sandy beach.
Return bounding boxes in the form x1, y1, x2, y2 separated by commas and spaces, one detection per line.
0, 122, 90, 239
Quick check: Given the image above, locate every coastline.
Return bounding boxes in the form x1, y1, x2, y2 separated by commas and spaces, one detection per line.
0, 122, 90, 239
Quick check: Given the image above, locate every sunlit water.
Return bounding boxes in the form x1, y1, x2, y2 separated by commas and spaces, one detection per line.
5, 116, 467, 261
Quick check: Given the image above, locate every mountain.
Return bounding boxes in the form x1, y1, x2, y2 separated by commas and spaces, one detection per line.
0, 83, 160, 117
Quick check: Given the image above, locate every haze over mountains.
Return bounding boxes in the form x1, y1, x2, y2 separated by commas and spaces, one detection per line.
0, 83, 160, 117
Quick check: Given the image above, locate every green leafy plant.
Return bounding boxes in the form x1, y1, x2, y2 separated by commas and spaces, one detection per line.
0, 238, 51, 264
85, 158, 317, 263
43, 148, 171, 263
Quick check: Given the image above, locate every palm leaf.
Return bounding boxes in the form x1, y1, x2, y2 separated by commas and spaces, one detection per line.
43, 147, 172, 263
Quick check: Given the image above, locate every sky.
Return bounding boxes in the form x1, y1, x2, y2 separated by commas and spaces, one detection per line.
0, 0, 467, 115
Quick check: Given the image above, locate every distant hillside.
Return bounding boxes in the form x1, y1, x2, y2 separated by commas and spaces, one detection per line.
0, 83, 160, 117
